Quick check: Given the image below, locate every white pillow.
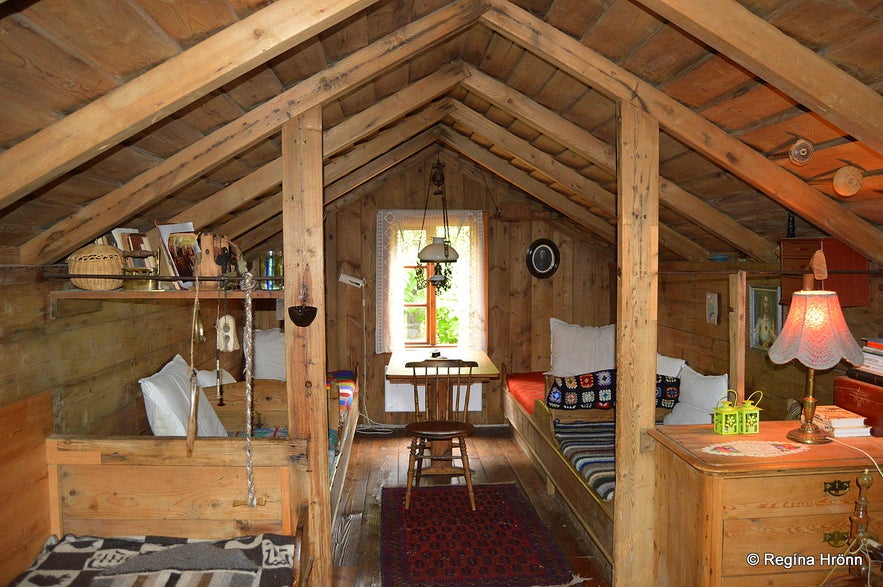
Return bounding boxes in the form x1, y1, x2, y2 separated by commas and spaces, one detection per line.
657, 354, 686, 378
547, 318, 616, 377
253, 328, 286, 380
663, 365, 728, 425
663, 402, 714, 425
139, 354, 228, 437
196, 368, 236, 388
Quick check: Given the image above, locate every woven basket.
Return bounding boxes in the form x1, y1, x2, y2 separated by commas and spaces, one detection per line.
67, 244, 125, 290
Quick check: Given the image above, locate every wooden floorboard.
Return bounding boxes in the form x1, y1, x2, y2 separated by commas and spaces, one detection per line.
332, 426, 611, 587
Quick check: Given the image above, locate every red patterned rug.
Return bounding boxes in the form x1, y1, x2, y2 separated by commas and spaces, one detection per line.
381, 483, 575, 587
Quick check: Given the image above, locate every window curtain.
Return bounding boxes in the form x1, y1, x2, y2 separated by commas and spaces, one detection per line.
376, 209, 487, 353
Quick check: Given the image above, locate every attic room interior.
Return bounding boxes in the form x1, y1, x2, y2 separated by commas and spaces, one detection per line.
1, 0, 882, 585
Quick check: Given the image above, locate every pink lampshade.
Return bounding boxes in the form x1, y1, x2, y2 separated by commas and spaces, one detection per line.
768, 290, 863, 370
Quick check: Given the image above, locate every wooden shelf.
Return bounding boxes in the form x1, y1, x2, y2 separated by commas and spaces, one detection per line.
50, 289, 284, 300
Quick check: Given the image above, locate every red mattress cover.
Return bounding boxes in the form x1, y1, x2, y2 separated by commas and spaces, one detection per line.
506, 371, 546, 414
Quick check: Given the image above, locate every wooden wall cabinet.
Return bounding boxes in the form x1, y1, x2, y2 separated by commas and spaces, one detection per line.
779, 237, 869, 306
651, 422, 883, 585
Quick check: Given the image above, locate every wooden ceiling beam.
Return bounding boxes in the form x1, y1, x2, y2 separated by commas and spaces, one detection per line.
0, 0, 380, 209
190, 114, 442, 241
325, 130, 441, 206
635, 0, 883, 158
20, 0, 487, 264
452, 103, 708, 261
324, 61, 467, 159
324, 101, 452, 185
460, 67, 778, 262
212, 193, 282, 241
324, 145, 437, 216
482, 0, 883, 265
237, 216, 283, 256
448, 101, 708, 262
179, 67, 465, 230
439, 127, 617, 243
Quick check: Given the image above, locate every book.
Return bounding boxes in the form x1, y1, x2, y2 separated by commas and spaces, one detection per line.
863, 346, 883, 357
813, 404, 867, 428
861, 351, 883, 372
822, 424, 872, 438
846, 367, 883, 388
863, 338, 883, 351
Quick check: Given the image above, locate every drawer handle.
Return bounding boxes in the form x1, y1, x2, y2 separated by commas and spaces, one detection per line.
823, 531, 849, 548
824, 480, 850, 497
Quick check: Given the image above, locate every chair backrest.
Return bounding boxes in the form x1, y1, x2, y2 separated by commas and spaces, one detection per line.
405, 359, 479, 423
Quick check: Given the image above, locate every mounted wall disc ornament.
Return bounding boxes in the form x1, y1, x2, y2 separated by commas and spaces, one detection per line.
788, 138, 814, 166
526, 238, 560, 279
833, 165, 863, 197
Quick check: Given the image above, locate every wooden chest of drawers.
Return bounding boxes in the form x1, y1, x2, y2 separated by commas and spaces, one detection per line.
650, 422, 883, 585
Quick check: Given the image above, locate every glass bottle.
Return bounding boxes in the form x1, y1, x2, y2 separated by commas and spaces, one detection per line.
264, 251, 275, 290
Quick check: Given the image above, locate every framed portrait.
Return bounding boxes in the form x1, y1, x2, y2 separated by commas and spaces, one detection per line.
526, 238, 560, 279
749, 285, 782, 351
706, 292, 720, 325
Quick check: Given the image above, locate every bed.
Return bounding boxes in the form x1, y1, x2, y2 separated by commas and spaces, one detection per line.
502, 319, 729, 580
35, 351, 359, 586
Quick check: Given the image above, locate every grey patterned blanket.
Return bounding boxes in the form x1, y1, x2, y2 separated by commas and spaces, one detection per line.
12, 533, 294, 586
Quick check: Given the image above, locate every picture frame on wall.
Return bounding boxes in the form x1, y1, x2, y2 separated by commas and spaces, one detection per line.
749, 285, 782, 351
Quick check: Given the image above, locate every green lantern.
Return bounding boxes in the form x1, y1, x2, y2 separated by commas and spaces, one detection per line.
713, 397, 739, 435
737, 391, 763, 434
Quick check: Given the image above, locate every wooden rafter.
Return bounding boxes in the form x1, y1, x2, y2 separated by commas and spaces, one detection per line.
19, 0, 487, 265
481, 0, 883, 265
0, 0, 381, 209
448, 100, 708, 261
458, 68, 776, 261
636, 0, 883, 157
175, 65, 466, 230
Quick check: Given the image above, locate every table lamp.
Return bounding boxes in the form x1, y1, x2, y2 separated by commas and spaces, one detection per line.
768, 290, 863, 444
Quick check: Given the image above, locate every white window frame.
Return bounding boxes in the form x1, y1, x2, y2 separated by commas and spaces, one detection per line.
375, 209, 487, 353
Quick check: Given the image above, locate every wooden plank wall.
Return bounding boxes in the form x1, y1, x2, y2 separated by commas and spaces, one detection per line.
324, 150, 617, 426
0, 391, 52, 585
660, 266, 883, 420
0, 267, 242, 434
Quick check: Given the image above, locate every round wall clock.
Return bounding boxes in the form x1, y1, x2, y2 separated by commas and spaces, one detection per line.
526, 238, 560, 279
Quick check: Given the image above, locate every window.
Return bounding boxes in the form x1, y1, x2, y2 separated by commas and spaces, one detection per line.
376, 210, 487, 352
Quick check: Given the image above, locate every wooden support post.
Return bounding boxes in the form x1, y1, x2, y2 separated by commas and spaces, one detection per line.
614, 102, 659, 585
282, 106, 331, 587
728, 271, 747, 402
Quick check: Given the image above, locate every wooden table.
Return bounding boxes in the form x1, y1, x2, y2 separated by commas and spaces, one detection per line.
386, 349, 499, 476
385, 349, 500, 383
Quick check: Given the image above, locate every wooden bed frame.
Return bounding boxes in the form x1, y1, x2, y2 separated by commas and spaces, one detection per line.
501, 366, 671, 582
29, 373, 358, 586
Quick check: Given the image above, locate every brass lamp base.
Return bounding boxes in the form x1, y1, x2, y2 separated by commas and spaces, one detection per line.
786, 420, 832, 444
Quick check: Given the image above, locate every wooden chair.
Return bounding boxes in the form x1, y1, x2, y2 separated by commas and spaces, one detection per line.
404, 359, 479, 510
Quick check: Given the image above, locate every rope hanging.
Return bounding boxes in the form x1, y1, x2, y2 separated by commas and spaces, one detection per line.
241, 272, 258, 507
185, 277, 202, 457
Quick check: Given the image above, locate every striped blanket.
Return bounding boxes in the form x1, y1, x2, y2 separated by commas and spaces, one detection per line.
553, 420, 616, 501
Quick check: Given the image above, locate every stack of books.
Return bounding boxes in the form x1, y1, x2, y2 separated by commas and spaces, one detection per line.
847, 338, 883, 387
813, 404, 871, 438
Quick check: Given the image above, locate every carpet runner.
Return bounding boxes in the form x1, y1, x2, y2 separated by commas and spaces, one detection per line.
381, 483, 575, 587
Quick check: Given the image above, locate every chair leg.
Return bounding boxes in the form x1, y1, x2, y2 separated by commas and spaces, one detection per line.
404, 437, 419, 510
414, 438, 426, 487
458, 437, 476, 511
